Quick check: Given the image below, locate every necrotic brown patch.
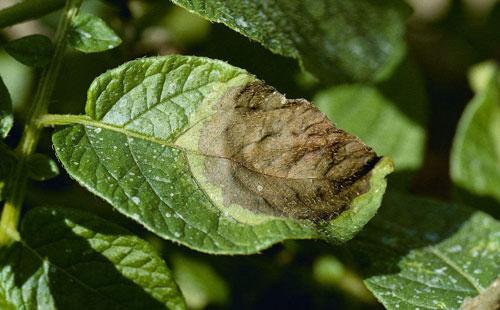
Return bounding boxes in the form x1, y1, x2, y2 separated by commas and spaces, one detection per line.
199, 81, 379, 221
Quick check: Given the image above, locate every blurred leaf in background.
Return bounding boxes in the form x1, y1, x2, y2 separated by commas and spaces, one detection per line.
451, 61, 500, 211
171, 254, 229, 309
4, 34, 54, 67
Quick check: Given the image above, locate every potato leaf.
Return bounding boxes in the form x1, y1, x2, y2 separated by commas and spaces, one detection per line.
451, 63, 500, 204
68, 13, 122, 53
27, 153, 60, 181
0, 206, 185, 310
0, 76, 13, 139
170, 0, 410, 83
51, 55, 392, 254
349, 193, 500, 309
3, 35, 54, 67
171, 254, 229, 309
0, 143, 15, 201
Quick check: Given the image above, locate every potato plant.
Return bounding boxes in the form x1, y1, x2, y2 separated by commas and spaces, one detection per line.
0, 0, 498, 309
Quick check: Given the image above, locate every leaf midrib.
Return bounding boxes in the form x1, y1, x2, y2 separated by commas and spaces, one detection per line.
42, 113, 372, 182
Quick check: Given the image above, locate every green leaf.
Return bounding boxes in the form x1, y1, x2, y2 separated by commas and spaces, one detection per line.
0, 76, 13, 139
68, 13, 122, 53
0, 143, 15, 201
348, 193, 500, 310
0, 206, 186, 310
315, 58, 427, 174
51, 55, 393, 254
450, 63, 500, 204
3, 35, 54, 67
171, 254, 229, 309
27, 153, 60, 181
170, 0, 410, 83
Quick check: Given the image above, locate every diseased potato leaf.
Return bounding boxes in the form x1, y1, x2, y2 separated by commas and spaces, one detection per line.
348, 193, 500, 310
451, 63, 500, 204
51, 55, 392, 254
3, 35, 54, 67
0, 206, 186, 310
68, 13, 122, 53
460, 279, 500, 310
0, 76, 13, 139
170, 0, 410, 83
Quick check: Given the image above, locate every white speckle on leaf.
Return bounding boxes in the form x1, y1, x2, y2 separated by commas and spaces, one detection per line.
257, 185, 263, 192
434, 267, 447, 275
447, 245, 462, 253
131, 196, 141, 204
236, 17, 248, 27
94, 127, 102, 133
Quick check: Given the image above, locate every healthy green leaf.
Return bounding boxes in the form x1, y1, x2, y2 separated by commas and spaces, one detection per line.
171, 254, 229, 309
0, 76, 13, 139
68, 13, 122, 53
450, 63, 500, 204
3, 35, 54, 67
27, 153, 60, 181
315, 59, 427, 173
51, 55, 393, 254
0, 206, 186, 310
0, 143, 15, 201
349, 193, 500, 310
170, 0, 410, 84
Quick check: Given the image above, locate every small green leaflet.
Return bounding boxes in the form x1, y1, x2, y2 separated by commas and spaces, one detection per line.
315, 58, 428, 174
3, 35, 54, 67
68, 13, 122, 53
27, 153, 59, 181
170, 0, 410, 84
0, 76, 13, 139
0, 143, 15, 201
0, 206, 186, 310
348, 193, 500, 310
451, 63, 500, 204
50, 55, 392, 254
171, 254, 229, 309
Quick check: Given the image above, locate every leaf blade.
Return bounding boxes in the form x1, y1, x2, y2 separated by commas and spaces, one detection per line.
170, 0, 410, 83
348, 193, 500, 310
52, 55, 392, 254
69, 13, 122, 53
27, 153, 59, 181
3, 35, 54, 67
450, 64, 500, 204
0, 76, 13, 139
0, 206, 186, 310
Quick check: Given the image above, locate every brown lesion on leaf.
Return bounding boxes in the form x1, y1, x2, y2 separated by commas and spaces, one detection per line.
199, 81, 380, 222
461, 278, 500, 310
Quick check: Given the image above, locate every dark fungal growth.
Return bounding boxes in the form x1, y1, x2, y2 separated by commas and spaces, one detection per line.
199, 81, 380, 221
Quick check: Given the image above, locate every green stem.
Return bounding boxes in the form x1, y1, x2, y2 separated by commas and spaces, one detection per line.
0, 0, 83, 246
0, 0, 66, 29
